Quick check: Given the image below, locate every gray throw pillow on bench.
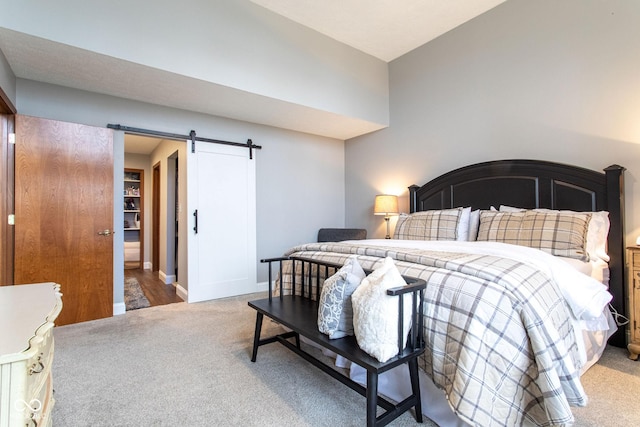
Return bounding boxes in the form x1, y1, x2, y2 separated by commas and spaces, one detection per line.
317, 256, 366, 339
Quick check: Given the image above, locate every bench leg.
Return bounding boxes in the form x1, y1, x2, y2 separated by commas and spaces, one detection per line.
251, 312, 264, 362
408, 358, 423, 423
366, 370, 378, 427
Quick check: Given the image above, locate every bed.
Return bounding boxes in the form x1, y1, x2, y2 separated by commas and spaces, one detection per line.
274, 159, 626, 427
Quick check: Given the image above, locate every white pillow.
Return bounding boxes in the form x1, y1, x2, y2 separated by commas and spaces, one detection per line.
585, 211, 610, 262
317, 256, 366, 339
456, 207, 471, 241
468, 209, 480, 241
352, 257, 412, 363
499, 205, 610, 262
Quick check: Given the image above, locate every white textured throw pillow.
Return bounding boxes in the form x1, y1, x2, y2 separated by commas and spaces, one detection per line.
317, 256, 366, 339
352, 257, 412, 363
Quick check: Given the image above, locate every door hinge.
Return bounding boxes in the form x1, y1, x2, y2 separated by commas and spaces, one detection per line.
7, 214, 14, 225
8, 133, 15, 144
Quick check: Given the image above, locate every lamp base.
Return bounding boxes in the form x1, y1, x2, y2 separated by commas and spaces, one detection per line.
384, 217, 391, 239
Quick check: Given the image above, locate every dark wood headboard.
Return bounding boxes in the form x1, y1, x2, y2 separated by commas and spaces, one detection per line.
408, 159, 626, 347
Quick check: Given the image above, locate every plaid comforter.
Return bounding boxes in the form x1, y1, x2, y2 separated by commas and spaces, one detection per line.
281, 242, 586, 427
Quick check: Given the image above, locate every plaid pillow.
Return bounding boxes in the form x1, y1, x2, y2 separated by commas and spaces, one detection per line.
393, 208, 462, 240
500, 206, 609, 262
518, 211, 591, 260
477, 210, 591, 261
477, 211, 525, 244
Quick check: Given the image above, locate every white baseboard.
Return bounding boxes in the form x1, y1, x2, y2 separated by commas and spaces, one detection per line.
171, 281, 266, 305
256, 281, 269, 293
113, 302, 126, 316
159, 270, 176, 285
143, 261, 152, 270
175, 283, 187, 301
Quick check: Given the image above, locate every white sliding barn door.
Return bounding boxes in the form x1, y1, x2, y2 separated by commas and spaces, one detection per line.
186, 141, 256, 302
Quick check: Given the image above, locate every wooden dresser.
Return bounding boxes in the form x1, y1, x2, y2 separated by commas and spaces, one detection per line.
0, 283, 62, 427
626, 247, 640, 360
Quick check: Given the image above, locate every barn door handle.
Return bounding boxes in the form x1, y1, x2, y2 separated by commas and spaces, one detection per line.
193, 210, 198, 234
97, 229, 114, 236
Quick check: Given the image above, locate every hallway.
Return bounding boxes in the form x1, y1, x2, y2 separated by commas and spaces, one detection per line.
124, 268, 182, 307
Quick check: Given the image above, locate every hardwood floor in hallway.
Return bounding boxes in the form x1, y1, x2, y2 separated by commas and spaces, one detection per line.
124, 268, 183, 307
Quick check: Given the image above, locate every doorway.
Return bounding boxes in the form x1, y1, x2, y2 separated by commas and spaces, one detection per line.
124, 131, 259, 304
124, 135, 181, 308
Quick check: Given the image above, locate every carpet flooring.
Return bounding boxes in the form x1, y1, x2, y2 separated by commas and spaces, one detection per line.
51, 293, 640, 426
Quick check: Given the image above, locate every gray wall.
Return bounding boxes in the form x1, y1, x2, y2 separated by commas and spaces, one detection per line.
113, 132, 124, 306
0, 49, 15, 108
0, 0, 388, 131
16, 79, 346, 289
346, 0, 640, 245
148, 141, 183, 282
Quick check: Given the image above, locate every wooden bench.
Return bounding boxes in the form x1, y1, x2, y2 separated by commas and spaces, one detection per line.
248, 256, 426, 427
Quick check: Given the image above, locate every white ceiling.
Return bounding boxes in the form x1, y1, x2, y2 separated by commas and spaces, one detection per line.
250, 0, 506, 62
124, 134, 164, 155
2, 1, 506, 144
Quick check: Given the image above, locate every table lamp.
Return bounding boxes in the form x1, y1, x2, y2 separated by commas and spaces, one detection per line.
374, 194, 399, 239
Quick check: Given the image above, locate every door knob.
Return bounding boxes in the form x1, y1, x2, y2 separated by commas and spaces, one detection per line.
97, 229, 113, 236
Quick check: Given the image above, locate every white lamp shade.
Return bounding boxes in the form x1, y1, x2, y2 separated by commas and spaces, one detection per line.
374, 195, 399, 216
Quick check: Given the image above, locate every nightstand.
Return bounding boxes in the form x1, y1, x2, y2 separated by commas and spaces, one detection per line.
626, 246, 640, 360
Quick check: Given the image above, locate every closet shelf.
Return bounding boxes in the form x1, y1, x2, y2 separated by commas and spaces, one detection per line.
124, 168, 143, 269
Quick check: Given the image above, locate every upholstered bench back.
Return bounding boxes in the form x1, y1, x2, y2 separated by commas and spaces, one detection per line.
317, 228, 366, 242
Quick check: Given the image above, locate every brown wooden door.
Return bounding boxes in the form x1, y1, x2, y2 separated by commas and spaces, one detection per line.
14, 115, 114, 325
